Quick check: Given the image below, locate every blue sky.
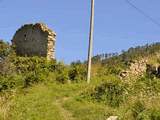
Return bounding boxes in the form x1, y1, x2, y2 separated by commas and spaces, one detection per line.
0, 0, 160, 63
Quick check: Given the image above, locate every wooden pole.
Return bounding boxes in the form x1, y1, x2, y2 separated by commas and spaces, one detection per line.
87, 0, 95, 84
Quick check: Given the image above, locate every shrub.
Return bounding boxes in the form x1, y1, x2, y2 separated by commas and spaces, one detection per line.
23, 72, 46, 87
12, 57, 49, 73
0, 41, 16, 75
131, 100, 145, 119
0, 40, 10, 60
0, 57, 15, 75
0, 74, 24, 91
68, 64, 87, 82
10, 57, 57, 87
55, 62, 69, 84
85, 76, 128, 107
0, 56, 58, 90
136, 109, 160, 120
134, 76, 160, 96
150, 109, 160, 120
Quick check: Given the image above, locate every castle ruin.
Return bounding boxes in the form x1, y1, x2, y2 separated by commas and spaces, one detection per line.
12, 23, 56, 60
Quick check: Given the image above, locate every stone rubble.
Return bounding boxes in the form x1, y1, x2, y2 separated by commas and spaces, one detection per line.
106, 116, 118, 120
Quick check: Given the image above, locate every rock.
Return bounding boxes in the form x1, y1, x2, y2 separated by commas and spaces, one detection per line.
106, 116, 118, 120
129, 59, 147, 76
146, 64, 157, 76
119, 71, 128, 79
119, 59, 147, 79
157, 66, 160, 78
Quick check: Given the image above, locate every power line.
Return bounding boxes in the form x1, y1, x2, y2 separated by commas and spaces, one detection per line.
125, 0, 160, 28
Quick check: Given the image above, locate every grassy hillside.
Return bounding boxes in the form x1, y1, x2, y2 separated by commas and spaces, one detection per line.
1, 40, 160, 120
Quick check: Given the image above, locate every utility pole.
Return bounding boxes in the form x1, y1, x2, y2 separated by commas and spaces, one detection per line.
87, 0, 95, 84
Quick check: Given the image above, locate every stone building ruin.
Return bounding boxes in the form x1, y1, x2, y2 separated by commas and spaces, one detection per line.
12, 23, 56, 60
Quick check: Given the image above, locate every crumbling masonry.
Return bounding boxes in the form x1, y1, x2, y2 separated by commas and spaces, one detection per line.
12, 23, 56, 60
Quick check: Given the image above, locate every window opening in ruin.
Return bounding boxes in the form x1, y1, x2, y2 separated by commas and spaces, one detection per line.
24, 34, 27, 40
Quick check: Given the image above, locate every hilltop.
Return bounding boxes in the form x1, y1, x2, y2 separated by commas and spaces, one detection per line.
0, 40, 160, 120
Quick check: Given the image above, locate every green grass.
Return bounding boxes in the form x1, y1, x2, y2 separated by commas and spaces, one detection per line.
2, 82, 123, 120
63, 99, 109, 120
2, 82, 114, 120
1, 77, 160, 120
5, 83, 88, 120
8, 84, 64, 120
2, 40, 160, 120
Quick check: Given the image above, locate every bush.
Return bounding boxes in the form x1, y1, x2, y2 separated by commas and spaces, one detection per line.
68, 63, 87, 82
131, 100, 146, 119
0, 56, 58, 90
0, 41, 16, 75
134, 76, 160, 96
55, 62, 69, 84
0, 74, 24, 91
56, 71, 69, 84
150, 109, 160, 120
12, 57, 50, 73
10, 57, 57, 87
0, 40, 10, 60
84, 76, 128, 107
136, 109, 160, 120
24, 72, 47, 87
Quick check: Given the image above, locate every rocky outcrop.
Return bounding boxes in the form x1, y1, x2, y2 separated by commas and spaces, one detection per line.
129, 59, 147, 76
146, 64, 160, 78
12, 23, 56, 60
119, 56, 160, 79
120, 59, 147, 79
106, 116, 118, 120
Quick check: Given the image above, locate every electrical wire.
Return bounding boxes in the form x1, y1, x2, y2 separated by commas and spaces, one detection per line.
125, 0, 160, 28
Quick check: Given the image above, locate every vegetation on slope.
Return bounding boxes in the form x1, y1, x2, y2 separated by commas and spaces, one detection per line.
1, 40, 160, 120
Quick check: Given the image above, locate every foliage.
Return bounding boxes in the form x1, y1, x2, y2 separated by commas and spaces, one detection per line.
149, 109, 160, 120
0, 43, 87, 89
0, 40, 10, 60
82, 76, 128, 107
131, 100, 146, 119
92, 43, 160, 76
0, 41, 16, 75
55, 62, 69, 84
8, 84, 64, 120
0, 75, 24, 91
69, 62, 87, 82
136, 108, 160, 120
133, 76, 160, 96
1, 40, 160, 119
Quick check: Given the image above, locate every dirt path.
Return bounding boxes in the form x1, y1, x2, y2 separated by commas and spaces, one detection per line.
54, 97, 76, 120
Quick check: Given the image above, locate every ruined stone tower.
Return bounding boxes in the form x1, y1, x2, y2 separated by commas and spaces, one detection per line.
12, 23, 56, 60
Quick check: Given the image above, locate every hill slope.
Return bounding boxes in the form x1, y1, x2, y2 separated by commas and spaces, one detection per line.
1, 41, 160, 120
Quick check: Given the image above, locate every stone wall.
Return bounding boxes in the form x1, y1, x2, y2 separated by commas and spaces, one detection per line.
120, 59, 148, 79
12, 23, 56, 60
